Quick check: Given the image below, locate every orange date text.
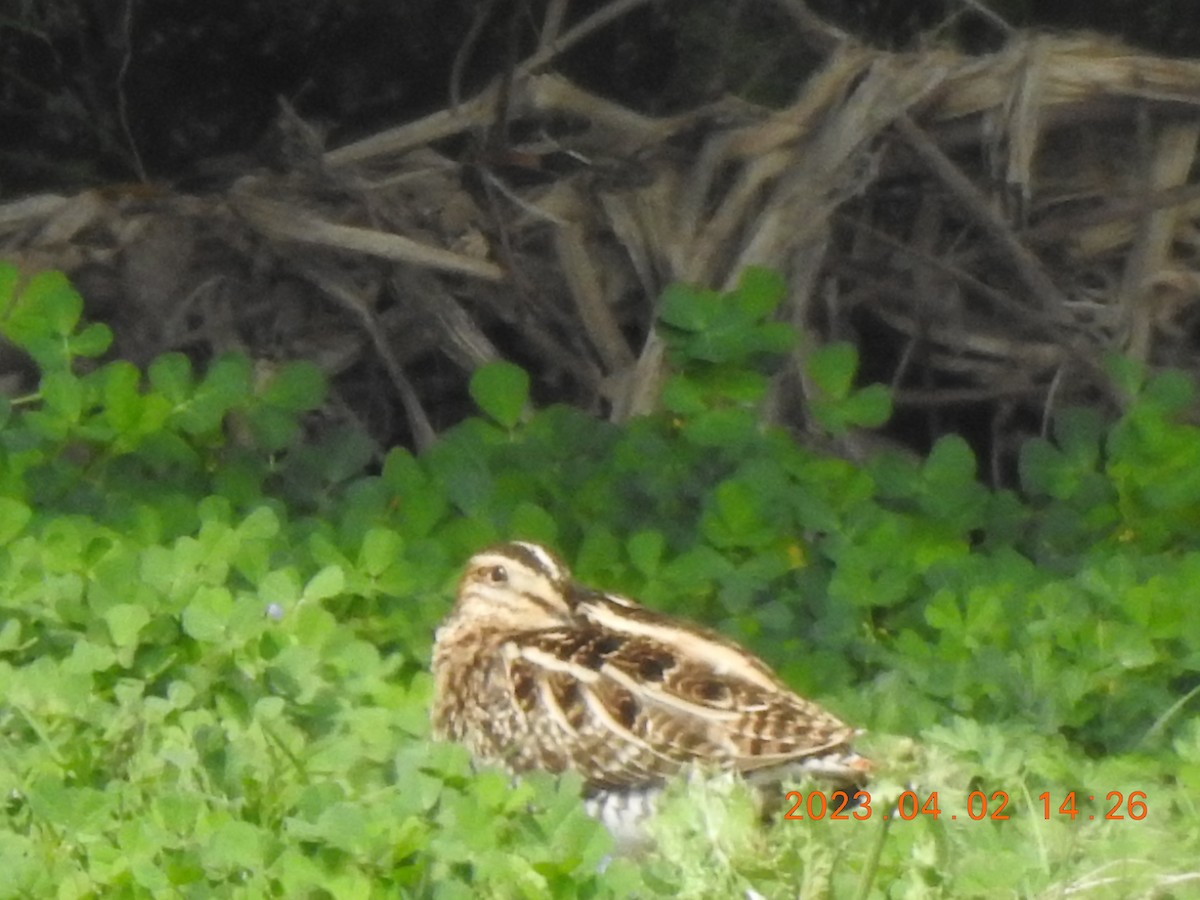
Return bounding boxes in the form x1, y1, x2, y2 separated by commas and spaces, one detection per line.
782, 790, 1149, 821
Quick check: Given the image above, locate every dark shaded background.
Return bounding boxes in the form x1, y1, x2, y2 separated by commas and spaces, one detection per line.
3, 0, 1198, 194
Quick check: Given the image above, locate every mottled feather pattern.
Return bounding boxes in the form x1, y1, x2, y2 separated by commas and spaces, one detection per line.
431, 541, 871, 837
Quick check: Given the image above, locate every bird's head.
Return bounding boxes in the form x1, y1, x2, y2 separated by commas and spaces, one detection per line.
445, 541, 575, 635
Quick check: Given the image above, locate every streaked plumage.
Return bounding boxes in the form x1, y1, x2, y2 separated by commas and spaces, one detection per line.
431, 541, 870, 842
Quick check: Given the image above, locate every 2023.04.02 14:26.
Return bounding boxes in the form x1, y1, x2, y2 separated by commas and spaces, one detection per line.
783, 789, 1149, 821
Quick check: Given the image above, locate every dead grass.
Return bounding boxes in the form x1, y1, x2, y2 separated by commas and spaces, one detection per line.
4, 12, 1200, 462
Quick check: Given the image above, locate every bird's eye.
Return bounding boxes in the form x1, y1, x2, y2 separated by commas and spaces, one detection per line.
486, 565, 508, 584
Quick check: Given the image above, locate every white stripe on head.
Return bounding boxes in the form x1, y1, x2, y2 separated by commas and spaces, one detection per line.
510, 541, 568, 582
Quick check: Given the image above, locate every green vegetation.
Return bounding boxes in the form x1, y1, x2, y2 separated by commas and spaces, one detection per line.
0, 262, 1196, 897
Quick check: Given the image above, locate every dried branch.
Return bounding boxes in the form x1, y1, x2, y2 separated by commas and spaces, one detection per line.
894, 115, 1074, 317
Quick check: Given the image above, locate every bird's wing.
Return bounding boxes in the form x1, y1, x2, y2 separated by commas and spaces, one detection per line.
498, 596, 863, 790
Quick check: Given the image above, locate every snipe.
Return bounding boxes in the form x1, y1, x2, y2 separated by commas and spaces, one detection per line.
431, 541, 871, 844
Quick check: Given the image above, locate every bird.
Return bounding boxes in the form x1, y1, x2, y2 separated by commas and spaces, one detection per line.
430, 540, 871, 845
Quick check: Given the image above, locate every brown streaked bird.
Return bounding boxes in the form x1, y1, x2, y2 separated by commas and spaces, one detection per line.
431, 541, 871, 844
